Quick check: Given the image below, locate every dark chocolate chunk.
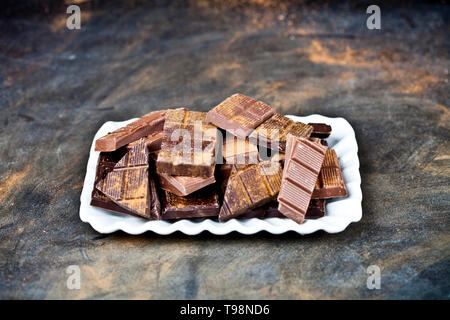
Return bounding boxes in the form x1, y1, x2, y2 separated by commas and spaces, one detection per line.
308, 123, 332, 139
96, 138, 160, 219
160, 186, 220, 220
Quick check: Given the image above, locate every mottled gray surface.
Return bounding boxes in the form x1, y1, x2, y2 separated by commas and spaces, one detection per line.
0, 1, 449, 299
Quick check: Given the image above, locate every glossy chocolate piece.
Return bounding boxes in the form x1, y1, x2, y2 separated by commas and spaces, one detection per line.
96, 138, 158, 219
277, 135, 327, 224
157, 173, 215, 196
95, 110, 166, 152
157, 109, 218, 177
206, 93, 275, 139
312, 149, 347, 199
219, 160, 283, 221
308, 123, 332, 139
249, 113, 313, 152
160, 186, 220, 220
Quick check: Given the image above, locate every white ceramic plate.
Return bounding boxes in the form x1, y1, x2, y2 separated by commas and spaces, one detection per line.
79, 115, 362, 235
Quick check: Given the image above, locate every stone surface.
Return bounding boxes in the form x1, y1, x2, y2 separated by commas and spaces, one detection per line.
0, 1, 449, 299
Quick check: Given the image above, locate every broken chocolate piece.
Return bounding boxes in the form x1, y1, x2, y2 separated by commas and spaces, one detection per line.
160, 186, 220, 220
249, 113, 313, 152
157, 109, 218, 177
219, 160, 283, 221
308, 123, 332, 139
95, 110, 166, 152
277, 135, 327, 224
206, 93, 275, 139
96, 138, 159, 219
157, 173, 215, 196
222, 137, 259, 165
238, 199, 326, 219
312, 149, 347, 199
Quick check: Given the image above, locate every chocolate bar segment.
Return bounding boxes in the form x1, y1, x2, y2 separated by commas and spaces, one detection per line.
157, 173, 215, 196
95, 110, 166, 152
157, 109, 218, 177
277, 135, 327, 224
308, 123, 332, 139
312, 149, 347, 199
161, 186, 220, 220
96, 138, 158, 219
222, 137, 259, 165
249, 113, 313, 152
219, 160, 283, 221
206, 93, 275, 139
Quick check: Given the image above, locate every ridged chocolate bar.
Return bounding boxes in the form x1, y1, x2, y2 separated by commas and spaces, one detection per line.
206, 93, 275, 139
157, 109, 218, 177
312, 149, 347, 199
161, 186, 220, 220
277, 135, 327, 224
308, 123, 332, 139
96, 138, 159, 219
95, 110, 166, 152
219, 160, 283, 221
249, 113, 313, 152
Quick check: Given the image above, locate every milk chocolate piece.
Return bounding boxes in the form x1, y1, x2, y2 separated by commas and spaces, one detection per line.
157, 173, 215, 196
219, 160, 283, 221
308, 123, 332, 139
277, 135, 327, 224
96, 138, 158, 219
161, 186, 220, 220
95, 110, 166, 152
249, 113, 313, 152
157, 109, 218, 177
222, 137, 259, 165
312, 149, 347, 199
206, 93, 275, 139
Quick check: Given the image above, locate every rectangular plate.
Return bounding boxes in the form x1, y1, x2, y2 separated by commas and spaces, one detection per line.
79, 115, 362, 235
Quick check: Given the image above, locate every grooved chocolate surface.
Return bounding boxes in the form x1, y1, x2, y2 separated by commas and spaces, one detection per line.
206, 93, 275, 139
312, 149, 348, 199
278, 135, 327, 224
219, 160, 283, 221
95, 110, 166, 152
96, 138, 154, 219
249, 113, 313, 151
157, 109, 218, 177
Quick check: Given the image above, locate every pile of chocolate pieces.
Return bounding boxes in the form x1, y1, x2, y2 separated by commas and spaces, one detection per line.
91, 93, 347, 224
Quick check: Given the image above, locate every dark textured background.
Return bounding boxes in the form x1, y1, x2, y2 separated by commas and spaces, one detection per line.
0, 0, 449, 299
